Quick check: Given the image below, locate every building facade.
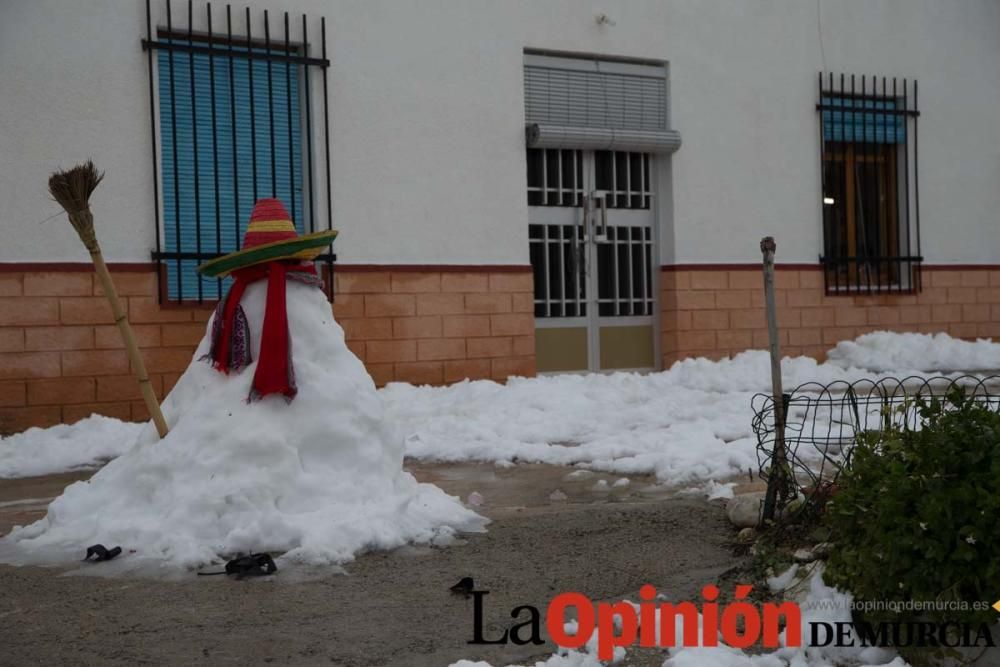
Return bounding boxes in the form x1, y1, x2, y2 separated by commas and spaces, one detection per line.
1, 0, 999, 431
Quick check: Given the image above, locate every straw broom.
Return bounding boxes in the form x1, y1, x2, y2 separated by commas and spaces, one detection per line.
48, 162, 169, 439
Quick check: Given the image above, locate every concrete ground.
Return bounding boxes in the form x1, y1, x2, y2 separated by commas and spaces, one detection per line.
0, 462, 742, 666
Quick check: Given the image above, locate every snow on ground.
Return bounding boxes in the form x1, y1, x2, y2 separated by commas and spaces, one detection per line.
381, 332, 988, 487
828, 331, 1000, 372
0, 416, 144, 479
0, 332, 995, 487
382, 352, 872, 488
449, 567, 909, 667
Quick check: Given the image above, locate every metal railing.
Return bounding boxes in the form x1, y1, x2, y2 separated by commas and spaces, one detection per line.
819, 255, 923, 294
751, 375, 1000, 516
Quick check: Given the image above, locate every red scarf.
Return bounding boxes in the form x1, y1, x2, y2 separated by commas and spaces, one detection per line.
208, 262, 318, 401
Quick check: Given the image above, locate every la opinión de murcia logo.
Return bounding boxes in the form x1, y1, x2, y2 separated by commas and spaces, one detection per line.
467, 584, 998, 660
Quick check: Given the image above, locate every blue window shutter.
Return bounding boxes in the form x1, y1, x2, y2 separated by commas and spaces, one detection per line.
158, 44, 303, 300
821, 97, 905, 144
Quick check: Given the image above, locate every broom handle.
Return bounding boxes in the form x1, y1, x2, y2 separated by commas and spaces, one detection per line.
90, 250, 169, 439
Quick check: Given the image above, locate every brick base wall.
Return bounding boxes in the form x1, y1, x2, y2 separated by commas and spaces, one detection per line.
0, 266, 535, 433
331, 268, 536, 386
661, 266, 1000, 367
0, 269, 207, 433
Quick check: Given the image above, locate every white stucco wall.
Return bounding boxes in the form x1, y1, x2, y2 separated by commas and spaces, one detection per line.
1, 0, 998, 265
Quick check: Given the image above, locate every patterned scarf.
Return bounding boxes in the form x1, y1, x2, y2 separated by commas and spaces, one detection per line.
204, 261, 323, 401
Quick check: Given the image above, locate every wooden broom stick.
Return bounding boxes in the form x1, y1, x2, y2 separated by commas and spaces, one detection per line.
48, 162, 169, 439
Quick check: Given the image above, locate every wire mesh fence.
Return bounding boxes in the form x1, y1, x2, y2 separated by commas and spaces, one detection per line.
751, 375, 1000, 517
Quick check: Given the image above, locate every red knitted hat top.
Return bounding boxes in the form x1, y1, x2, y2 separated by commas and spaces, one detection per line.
241, 198, 298, 249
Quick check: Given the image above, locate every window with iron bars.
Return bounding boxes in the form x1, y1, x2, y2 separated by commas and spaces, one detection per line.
142, 0, 333, 303
818, 73, 921, 294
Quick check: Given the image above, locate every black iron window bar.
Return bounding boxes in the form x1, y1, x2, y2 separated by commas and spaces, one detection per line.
142, 0, 334, 304
595, 225, 654, 317
594, 151, 652, 210
526, 149, 585, 207
818, 72, 921, 295
529, 223, 587, 318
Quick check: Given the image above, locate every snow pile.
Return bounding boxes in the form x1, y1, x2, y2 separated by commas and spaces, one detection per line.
386, 331, 1000, 487
382, 351, 887, 488
385, 371, 758, 487
0, 415, 144, 479
661, 350, 878, 393
827, 331, 1000, 372
1, 280, 482, 567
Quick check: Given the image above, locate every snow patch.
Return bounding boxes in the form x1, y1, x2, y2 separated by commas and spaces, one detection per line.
382, 349, 878, 488
766, 564, 800, 593
386, 332, 1000, 487
827, 331, 1000, 372
0, 415, 143, 479
705, 480, 736, 501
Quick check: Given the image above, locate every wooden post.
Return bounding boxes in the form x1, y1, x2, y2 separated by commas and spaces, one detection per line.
760, 236, 787, 525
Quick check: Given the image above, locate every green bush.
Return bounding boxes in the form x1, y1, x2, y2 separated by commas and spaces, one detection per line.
824, 388, 1000, 626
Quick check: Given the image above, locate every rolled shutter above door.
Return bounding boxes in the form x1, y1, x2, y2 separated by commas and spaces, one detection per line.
523, 53, 681, 154
525, 124, 681, 153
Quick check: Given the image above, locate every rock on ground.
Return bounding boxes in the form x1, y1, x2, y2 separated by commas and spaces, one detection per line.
726, 491, 765, 528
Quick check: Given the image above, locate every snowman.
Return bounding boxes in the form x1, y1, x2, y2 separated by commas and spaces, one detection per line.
3, 199, 482, 568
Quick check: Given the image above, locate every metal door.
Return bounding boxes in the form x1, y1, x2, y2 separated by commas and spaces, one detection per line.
528, 148, 657, 373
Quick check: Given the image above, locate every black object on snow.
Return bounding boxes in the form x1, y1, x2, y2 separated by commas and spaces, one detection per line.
83, 544, 122, 562
197, 553, 278, 578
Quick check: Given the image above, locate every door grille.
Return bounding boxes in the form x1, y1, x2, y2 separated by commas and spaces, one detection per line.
594, 151, 652, 210
596, 226, 654, 317
526, 149, 584, 207
529, 224, 586, 318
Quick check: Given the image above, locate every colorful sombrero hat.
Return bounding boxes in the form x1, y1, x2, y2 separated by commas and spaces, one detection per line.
197, 198, 338, 278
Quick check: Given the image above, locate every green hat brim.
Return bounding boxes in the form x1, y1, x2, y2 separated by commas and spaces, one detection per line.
197, 230, 339, 278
